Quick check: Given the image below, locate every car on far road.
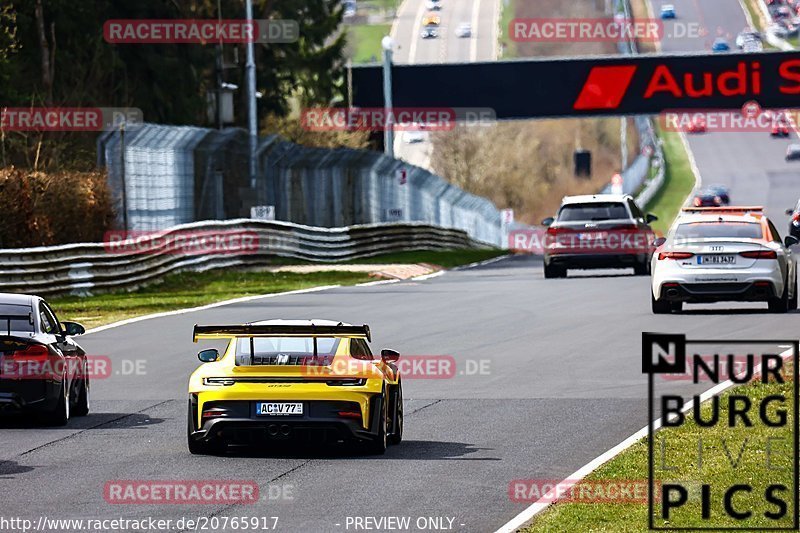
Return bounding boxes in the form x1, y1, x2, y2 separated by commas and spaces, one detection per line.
660, 4, 676, 18
686, 115, 706, 133
692, 187, 727, 207
422, 13, 440, 26
426, 0, 441, 10
707, 185, 730, 205
771, 112, 791, 137
455, 23, 472, 38
188, 320, 403, 455
786, 144, 800, 160
421, 26, 438, 39
651, 206, 798, 313
712, 37, 730, 52
736, 29, 761, 47
541, 194, 657, 278
0, 293, 88, 425
786, 200, 800, 241
402, 129, 427, 143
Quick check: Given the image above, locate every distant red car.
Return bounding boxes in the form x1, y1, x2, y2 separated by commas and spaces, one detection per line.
772, 118, 791, 137
686, 116, 706, 133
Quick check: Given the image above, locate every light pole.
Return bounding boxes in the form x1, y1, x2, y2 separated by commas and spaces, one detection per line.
245, 0, 258, 189
381, 35, 395, 157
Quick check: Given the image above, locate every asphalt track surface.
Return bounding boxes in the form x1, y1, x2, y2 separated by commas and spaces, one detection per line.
391, 0, 498, 169
3, 4, 800, 533
654, 0, 800, 230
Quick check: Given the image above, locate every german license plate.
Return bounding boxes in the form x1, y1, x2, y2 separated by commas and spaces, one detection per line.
256, 402, 303, 416
698, 255, 736, 265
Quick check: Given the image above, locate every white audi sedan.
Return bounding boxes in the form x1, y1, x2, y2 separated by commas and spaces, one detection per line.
651, 206, 798, 313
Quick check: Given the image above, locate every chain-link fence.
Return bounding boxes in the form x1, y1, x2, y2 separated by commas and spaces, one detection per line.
98, 124, 506, 246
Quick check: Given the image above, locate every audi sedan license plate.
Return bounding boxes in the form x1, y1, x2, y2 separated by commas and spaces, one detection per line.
698, 255, 736, 265
256, 402, 303, 416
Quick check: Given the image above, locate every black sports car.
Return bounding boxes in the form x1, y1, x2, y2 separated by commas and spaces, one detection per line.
0, 293, 88, 425
692, 186, 730, 207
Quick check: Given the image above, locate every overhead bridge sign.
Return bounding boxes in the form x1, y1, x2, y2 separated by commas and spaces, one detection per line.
351, 51, 800, 119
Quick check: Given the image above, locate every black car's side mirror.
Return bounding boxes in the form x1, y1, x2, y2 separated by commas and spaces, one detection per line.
197, 348, 220, 363
653, 237, 667, 247
786, 208, 795, 216
785, 235, 799, 247
646, 213, 658, 223
381, 349, 400, 363
541, 217, 555, 227
61, 321, 85, 336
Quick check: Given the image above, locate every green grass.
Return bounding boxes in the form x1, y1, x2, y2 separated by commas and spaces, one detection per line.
498, 0, 517, 58
525, 366, 795, 531
47, 248, 502, 329
348, 24, 392, 64
643, 129, 696, 236
49, 271, 372, 329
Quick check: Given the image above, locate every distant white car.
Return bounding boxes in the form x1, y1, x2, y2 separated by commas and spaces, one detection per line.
421, 26, 438, 39
455, 23, 472, 38
651, 206, 798, 313
403, 130, 427, 143
426, 0, 441, 10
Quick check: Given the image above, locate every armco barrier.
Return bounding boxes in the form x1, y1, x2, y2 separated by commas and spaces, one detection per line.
0, 220, 484, 295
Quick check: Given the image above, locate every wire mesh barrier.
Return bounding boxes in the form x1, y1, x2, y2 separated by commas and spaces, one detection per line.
0, 220, 484, 295
98, 124, 507, 247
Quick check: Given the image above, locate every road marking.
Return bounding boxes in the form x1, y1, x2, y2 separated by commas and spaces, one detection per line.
679, 131, 703, 205
470, 0, 481, 61
408, 0, 428, 63
495, 346, 795, 532
83, 285, 341, 335
83, 258, 502, 336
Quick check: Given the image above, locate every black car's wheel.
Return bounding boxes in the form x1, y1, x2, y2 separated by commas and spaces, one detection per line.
73, 361, 90, 417
651, 292, 672, 314
789, 271, 798, 311
388, 384, 403, 445
365, 392, 388, 455
634, 261, 650, 276
769, 277, 790, 313
44, 376, 70, 426
543, 264, 566, 279
187, 402, 221, 455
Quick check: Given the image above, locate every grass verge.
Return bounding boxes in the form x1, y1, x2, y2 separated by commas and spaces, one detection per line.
498, 0, 517, 58
347, 23, 392, 63
643, 129, 696, 236
524, 363, 794, 531
48, 249, 504, 329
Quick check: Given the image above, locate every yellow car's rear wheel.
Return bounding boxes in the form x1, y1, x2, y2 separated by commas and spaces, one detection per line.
187, 401, 223, 455
365, 391, 388, 455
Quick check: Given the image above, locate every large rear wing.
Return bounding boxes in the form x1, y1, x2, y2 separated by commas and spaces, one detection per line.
192, 323, 371, 343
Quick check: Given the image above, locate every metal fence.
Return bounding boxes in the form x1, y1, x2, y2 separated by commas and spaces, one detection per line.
98, 125, 507, 247
0, 220, 482, 295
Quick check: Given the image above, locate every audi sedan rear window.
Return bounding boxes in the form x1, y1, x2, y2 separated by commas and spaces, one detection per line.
557, 202, 629, 222
0, 304, 34, 333
674, 222, 763, 240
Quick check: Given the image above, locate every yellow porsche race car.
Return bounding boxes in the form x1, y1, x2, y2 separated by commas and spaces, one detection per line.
187, 319, 403, 455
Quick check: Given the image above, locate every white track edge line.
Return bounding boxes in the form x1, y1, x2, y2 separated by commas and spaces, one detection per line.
495, 346, 794, 533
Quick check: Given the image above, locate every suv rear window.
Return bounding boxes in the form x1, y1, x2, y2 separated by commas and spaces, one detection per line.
558, 202, 629, 222
674, 222, 763, 240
